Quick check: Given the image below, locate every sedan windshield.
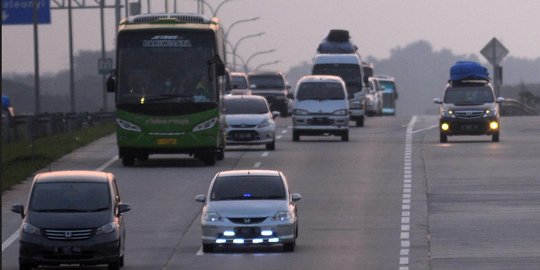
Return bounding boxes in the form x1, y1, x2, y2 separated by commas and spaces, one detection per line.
30, 182, 110, 212
211, 176, 286, 201
224, 98, 269, 114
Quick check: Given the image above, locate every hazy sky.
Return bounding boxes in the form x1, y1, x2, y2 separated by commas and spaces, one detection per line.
2, 0, 540, 75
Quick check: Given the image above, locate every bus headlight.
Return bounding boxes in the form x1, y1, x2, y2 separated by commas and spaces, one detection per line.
116, 118, 141, 132
193, 117, 218, 132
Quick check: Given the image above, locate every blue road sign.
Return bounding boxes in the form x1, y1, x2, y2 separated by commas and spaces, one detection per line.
2, 0, 51, 25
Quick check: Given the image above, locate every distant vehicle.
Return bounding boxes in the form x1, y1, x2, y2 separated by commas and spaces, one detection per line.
312, 54, 365, 126
434, 61, 503, 143
292, 75, 350, 141
366, 77, 383, 116
195, 170, 302, 252
371, 75, 398, 115
247, 72, 291, 117
11, 171, 131, 270
223, 95, 279, 150
106, 13, 227, 166
229, 72, 251, 95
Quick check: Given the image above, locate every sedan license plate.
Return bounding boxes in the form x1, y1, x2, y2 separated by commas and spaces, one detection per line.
235, 227, 260, 238
157, 138, 177, 145
233, 133, 253, 140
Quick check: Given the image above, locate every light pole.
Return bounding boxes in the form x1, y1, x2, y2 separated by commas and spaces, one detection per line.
224, 16, 259, 44
232, 32, 265, 71
226, 51, 246, 71
245, 49, 276, 73
254, 60, 280, 72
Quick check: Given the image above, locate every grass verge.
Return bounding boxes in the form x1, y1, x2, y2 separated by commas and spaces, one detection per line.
1, 122, 115, 193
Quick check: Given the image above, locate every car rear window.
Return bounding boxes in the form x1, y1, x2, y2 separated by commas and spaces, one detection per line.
210, 176, 286, 201
224, 98, 269, 114
296, 82, 345, 101
232, 75, 248, 89
248, 75, 285, 90
30, 182, 111, 212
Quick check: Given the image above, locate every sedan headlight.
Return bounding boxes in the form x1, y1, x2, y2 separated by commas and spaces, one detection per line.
293, 109, 309, 115
193, 117, 218, 132
258, 118, 272, 128
203, 212, 223, 222
272, 211, 293, 221
116, 118, 142, 132
96, 222, 117, 235
22, 223, 41, 236
333, 109, 348, 116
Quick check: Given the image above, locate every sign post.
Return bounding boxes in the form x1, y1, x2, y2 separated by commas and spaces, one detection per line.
481, 38, 509, 97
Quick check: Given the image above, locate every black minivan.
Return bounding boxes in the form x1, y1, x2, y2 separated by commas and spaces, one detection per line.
11, 171, 131, 270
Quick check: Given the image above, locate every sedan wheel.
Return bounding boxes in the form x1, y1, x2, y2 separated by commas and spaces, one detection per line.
266, 140, 276, 150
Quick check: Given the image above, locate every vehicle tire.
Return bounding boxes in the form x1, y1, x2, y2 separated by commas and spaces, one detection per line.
281, 109, 289, 117
19, 262, 33, 270
440, 133, 448, 143
216, 149, 225, 160
355, 117, 364, 127
292, 130, 300, 142
137, 153, 149, 161
283, 241, 295, 252
119, 254, 125, 267
266, 140, 276, 150
122, 155, 135, 167
200, 153, 216, 166
492, 132, 500, 142
341, 131, 349, 142
108, 261, 120, 270
202, 243, 215, 253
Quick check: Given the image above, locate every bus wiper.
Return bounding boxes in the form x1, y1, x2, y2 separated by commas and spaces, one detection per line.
140, 94, 192, 103
33, 209, 89, 213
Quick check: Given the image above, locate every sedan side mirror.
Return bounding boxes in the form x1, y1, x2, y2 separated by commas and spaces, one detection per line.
11, 204, 25, 218
195, 194, 206, 203
272, 111, 281, 119
291, 193, 302, 202
433, 98, 442, 104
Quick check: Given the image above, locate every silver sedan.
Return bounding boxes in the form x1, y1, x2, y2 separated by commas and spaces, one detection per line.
223, 95, 279, 150
195, 170, 302, 252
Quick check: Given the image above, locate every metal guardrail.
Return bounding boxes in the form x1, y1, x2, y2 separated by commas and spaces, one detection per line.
2, 112, 115, 143
500, 98, 538, 116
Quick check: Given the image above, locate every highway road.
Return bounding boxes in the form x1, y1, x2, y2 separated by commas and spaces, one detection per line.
2, 115, 539, 270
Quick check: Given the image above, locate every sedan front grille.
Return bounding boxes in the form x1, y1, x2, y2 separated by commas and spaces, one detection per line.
228, 217, 267, 224
44, 229, 94, 241
455, 110, 483, 119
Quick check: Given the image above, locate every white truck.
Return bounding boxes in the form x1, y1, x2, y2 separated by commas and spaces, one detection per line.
311, 54, 366, 126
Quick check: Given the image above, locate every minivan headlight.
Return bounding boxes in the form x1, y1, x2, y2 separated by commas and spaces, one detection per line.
22, 223, 41, 236
96, 222, 117, 235
333, 109, 348, 116
483, 107, 497, 117
441, 107, 455, 118
293, 109, 309, 115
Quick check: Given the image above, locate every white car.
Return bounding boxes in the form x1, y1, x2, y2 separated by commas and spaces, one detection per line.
365, 77, 383, 116
195, 170, 302, 252
230, 72, 252, 95
223, 95, 279, 150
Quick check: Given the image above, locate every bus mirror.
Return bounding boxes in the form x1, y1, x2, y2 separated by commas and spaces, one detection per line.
106, 74, 116, 93
216, 60, 225, 76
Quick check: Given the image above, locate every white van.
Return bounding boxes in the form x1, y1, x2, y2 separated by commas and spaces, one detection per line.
292, 75, 350, 141
311, 54, 365, 126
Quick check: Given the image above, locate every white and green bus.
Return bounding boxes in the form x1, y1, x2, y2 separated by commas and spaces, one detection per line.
107, 13, 227, 166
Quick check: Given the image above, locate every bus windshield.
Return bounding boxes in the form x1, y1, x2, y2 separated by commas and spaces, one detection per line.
117, 31, 216, 105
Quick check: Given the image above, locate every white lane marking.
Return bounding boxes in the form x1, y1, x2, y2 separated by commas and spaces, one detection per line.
399, 116, 417, 270
411, 124, 437, 134
254, 162, 262, 168
196, 247, 204, 256
2, 155, 119, 252
276, 135, 283, 140
262, 152, 269, 157
281, 130, 287, 134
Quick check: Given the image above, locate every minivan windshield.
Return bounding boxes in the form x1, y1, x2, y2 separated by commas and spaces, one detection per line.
444, 86, 495, 105
210, 176, 286, 201
296, 82, 345, 101
30, 182, 111, 212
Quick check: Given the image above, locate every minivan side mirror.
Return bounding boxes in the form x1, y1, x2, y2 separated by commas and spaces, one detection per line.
11, 204, 25, 218
195, 194, 206, 203
496, 97, 505, 103
250, 84, 257, 89
433, 98, 443, 104
118, 203, 131, 214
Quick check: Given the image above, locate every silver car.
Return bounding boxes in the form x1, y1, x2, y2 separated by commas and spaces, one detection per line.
195, 170, 302, 252
223, 95, 279, 150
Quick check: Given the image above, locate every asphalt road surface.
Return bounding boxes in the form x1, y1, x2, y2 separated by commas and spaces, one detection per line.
2, 115, 539, 270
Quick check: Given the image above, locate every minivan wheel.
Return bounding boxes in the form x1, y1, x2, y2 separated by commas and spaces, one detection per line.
440, 133, 448, 143
341, 131, 349, 141
355, 117, 364, 127
492, 132, 500, 142
292, 130, 300, 142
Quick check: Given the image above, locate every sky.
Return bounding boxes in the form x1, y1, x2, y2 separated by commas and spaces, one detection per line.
2, 0, 540, 75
